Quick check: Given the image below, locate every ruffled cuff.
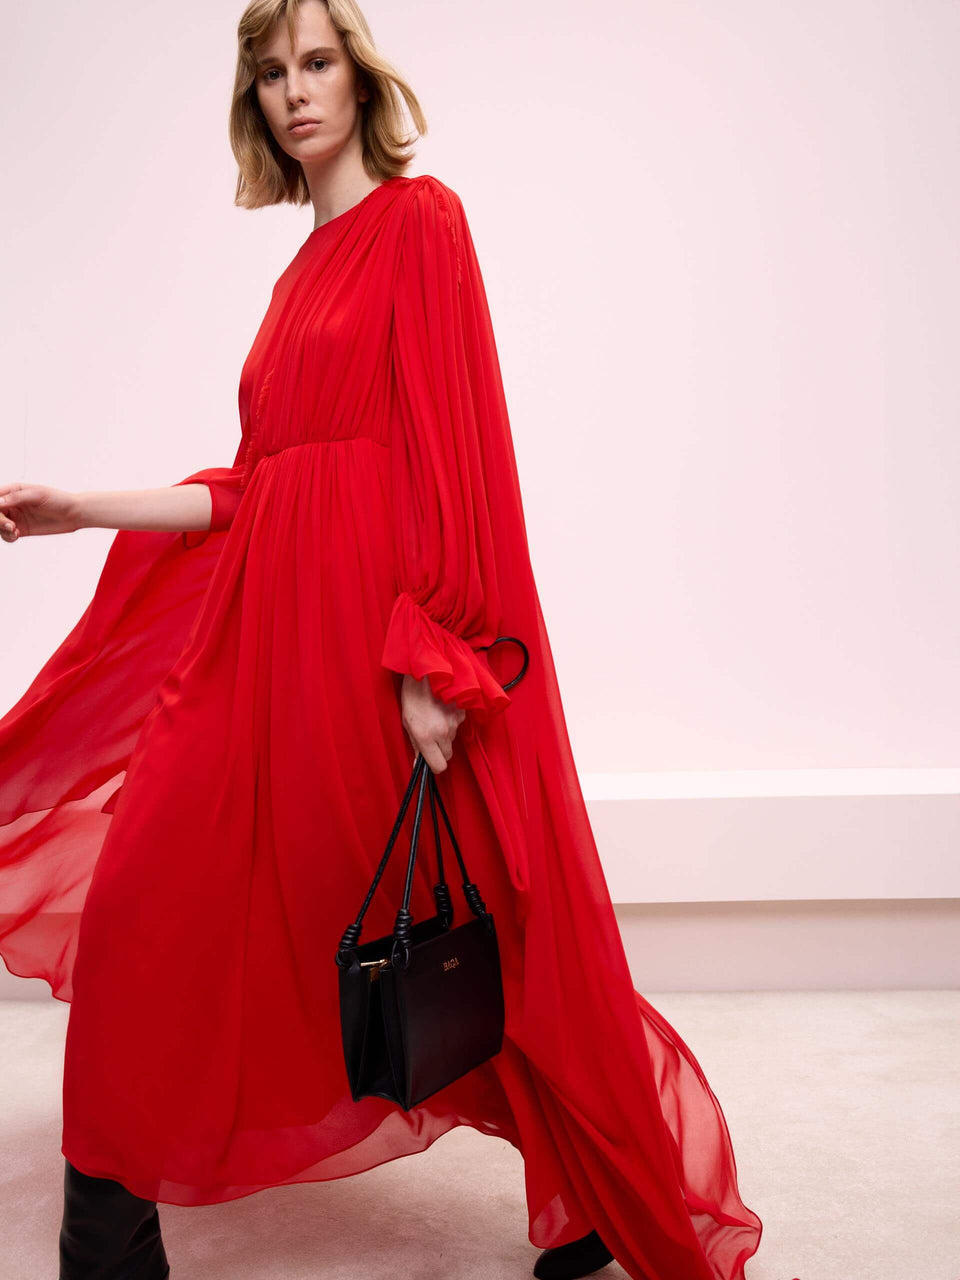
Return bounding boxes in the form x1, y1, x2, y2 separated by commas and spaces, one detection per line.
381, 591, 511, 722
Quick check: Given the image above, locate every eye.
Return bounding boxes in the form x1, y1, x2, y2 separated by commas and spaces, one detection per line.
260, 57, 328, 83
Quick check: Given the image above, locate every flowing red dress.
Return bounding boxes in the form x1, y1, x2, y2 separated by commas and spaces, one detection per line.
0, 174, 763, 1279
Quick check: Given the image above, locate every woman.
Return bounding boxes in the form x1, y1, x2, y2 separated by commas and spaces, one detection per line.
0, 2, 763, 1278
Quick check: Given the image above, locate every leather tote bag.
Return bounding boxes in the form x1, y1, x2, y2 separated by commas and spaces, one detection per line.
334, 635, 529, 1111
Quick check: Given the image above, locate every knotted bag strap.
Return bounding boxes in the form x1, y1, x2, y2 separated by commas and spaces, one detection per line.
334, 635, 529, 970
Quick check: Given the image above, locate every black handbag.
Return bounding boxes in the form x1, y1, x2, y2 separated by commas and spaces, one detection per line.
334, 635, 529, 1111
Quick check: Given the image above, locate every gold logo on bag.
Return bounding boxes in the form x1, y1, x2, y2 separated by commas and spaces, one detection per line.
442, 956, 460, 971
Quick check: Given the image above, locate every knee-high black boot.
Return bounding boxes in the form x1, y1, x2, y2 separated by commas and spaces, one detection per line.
532, 1228, 614, 1280
59, 1158, 170, 1279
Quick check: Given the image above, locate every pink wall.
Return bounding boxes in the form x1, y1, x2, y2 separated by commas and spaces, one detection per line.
2, 0, 958, 781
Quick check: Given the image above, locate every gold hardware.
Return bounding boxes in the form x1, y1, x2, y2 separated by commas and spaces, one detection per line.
360, 957, 389, 983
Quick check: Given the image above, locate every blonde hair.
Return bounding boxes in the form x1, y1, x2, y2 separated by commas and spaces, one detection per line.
230, 0, 427, 210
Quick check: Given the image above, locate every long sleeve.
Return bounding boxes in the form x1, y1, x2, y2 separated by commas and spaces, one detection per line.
380, 177, 513, 723
173, 461, 246, 548
191, 466, 247, 531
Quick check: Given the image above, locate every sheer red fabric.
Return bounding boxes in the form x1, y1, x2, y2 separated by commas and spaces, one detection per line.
0, 174, 763, 1279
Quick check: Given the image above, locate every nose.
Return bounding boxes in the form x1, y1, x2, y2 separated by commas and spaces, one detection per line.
286, 72, 307, 108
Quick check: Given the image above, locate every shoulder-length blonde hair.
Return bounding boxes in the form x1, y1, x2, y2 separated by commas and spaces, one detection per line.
230, 0, 427, 210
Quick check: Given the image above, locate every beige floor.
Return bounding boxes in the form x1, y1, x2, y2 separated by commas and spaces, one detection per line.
1, 990, 957, 1280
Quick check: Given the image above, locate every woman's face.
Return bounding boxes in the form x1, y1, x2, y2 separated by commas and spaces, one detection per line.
254, 0, 368, 165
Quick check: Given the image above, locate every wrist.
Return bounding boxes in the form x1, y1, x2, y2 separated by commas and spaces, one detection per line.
402, 672, 443, 705
68, 491, 91, 531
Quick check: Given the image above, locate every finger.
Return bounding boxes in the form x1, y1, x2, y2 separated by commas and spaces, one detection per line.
444, 705, 466, 731
422, 741, 449, 774
0, 489, 36, 507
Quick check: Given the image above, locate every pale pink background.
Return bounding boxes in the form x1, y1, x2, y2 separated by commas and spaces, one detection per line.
1, 2, 958, 957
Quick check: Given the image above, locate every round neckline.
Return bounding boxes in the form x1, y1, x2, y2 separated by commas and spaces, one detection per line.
306, 176, 403, 238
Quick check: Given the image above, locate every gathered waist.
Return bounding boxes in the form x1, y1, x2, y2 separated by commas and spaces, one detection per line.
254, 436, 389, 461
244, 436, 391, 485
238, 435, 393, 518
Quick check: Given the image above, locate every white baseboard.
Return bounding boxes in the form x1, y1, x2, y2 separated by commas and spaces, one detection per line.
581, 768, 960, 902
615, 897, 960, 991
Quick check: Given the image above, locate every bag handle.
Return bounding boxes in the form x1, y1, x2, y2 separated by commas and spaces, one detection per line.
334, 754, 486, 970
476, 634, 529, 690
334, 635, 529, 971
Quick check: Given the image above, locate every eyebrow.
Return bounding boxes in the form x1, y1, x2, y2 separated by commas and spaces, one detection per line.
255, 45, 338, 69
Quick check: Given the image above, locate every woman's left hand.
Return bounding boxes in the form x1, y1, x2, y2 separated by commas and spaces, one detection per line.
400, 674, 466, 774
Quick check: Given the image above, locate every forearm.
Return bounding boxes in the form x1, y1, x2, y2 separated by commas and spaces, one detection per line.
72, 483, 213, 533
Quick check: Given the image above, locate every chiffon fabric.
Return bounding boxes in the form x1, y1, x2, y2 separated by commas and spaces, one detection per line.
0, 174, 763, 1279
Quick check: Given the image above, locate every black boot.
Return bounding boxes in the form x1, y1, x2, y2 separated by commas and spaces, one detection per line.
532, 1227, 615, 1279
59, 1158, 170, 1279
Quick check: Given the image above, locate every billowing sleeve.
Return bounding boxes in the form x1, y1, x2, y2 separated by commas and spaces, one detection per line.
380, 178, 512, 723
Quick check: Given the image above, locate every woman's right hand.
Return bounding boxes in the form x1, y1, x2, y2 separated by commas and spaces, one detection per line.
0, 482, 81, 542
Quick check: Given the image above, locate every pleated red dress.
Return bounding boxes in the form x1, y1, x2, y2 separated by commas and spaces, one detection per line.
0, 173, 763, 1279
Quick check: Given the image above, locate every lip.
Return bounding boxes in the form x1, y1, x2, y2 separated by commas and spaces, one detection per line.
288, 118, 320, 134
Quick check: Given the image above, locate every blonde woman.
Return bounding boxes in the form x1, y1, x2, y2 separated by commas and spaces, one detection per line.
0, 2, 763, 1277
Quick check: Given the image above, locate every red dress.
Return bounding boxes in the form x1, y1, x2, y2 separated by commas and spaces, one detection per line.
0, 174, 763, 1279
